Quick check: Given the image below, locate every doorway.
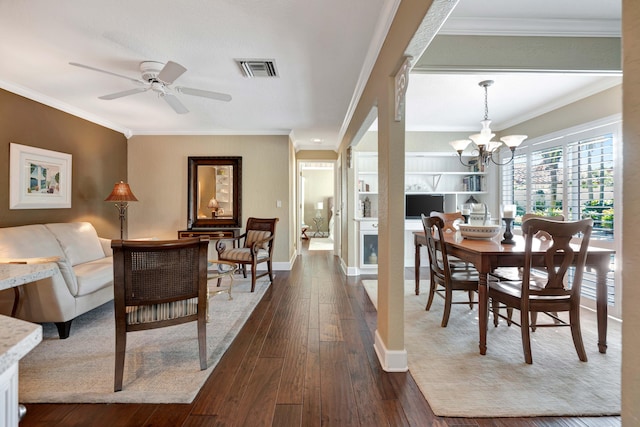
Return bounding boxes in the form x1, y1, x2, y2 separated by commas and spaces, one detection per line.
299, 161, 336, 252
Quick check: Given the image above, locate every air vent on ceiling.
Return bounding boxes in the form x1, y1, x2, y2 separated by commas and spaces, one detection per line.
236, 59, 279, 78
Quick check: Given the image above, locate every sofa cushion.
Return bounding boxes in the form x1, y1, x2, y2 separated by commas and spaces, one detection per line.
0, 224, 65, 260
46, 222, 106, 266
73, 258, 113, 297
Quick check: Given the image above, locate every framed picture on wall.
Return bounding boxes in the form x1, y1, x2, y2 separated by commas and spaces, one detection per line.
10, 143, 72, 209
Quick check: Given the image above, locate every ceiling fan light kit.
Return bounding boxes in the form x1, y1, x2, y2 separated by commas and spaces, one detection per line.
69, 60, 232, 114
449, 80, 527, 167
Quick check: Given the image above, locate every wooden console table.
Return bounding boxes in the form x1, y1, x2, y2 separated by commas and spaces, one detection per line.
178, 228, 240, 239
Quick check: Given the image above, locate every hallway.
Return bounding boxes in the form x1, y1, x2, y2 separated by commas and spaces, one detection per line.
21, 241, 620, 426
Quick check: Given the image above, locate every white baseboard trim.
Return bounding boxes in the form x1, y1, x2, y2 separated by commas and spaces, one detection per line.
374, 329, 408, 372
342, 260, 359, 276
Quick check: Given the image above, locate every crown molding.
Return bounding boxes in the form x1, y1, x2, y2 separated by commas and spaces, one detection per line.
439, 17, 621, 38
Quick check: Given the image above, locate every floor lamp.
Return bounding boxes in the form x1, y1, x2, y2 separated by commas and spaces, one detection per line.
105, 181, 138, 240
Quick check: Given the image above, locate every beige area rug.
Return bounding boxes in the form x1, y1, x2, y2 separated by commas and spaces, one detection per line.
19, 276, 271, 404
362, 280, 621, 417
308, 237, 334, 251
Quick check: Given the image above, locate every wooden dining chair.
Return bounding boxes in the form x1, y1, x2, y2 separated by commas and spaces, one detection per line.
421, 214, 479, 327
488, 218, 593, 364
111, 237, 209, 391
430, 211, 472, 271
490, 213, 565, 283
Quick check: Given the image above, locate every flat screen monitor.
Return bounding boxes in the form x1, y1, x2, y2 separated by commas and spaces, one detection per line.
405, 194, 444, 219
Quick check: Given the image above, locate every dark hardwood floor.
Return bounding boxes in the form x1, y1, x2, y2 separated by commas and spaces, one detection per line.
21, 241, 621, 426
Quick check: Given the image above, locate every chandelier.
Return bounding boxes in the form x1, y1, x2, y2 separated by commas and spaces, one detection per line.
449, 80, 527, 167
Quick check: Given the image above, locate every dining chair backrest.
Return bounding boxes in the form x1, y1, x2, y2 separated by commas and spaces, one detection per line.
521, 218, 592, 298
522, 213, 564, 241
421, 214, 452, 285
430, 211, 464, 233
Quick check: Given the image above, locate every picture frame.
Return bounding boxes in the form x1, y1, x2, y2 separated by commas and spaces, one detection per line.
10, 143, 72, 209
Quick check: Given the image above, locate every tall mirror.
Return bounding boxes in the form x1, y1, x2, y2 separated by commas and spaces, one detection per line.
188, 156, 242, 229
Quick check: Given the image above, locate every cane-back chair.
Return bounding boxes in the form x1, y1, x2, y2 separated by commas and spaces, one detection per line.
111, 237, 209, 391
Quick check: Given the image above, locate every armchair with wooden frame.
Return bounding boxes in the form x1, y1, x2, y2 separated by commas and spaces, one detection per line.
216, 217, 278, 292
111, 237, 209, 392
488, 217, 593, 364
421, 214, 479, 327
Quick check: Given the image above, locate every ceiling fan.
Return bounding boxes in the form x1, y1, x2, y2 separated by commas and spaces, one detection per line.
69, 60, 232, 114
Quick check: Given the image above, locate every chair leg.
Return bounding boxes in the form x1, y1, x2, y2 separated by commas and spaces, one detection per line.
569, 307, 588, 362
114, 328, 126, 392
441, 286, 453, 327
468, 290, 474, 309
531, 311, 538, 331
250, 260, 257, 292
425, 280, 437, 311
521, 308, 533, 364
198, 316, 207, 370
491, 298, 499, 327
506, 308, 513, 326
267, 260, 274, 282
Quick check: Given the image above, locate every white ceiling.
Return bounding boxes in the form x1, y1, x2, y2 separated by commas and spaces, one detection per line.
0, 1, 622, 151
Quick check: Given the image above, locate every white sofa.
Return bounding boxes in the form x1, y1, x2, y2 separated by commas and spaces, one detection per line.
0, 222, 113, 338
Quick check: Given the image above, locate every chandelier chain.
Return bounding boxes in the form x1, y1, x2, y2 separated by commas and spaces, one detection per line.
484, 84, 489, 121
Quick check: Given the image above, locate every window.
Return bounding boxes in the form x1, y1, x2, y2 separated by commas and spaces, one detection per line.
500, 119, 621, 315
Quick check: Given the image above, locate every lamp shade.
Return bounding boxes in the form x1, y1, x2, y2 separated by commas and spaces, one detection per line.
500, 134, 528, 148
207, 198, 219, 209
316, 202, 324, 210
449, 139, 471, 152
105, 181, 138, 202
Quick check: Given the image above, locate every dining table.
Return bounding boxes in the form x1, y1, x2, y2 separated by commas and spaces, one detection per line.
413, 231, 615, 356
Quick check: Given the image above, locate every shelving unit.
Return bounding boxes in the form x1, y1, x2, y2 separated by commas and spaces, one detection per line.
355, 151, 487, 218
215, 166, 233, 217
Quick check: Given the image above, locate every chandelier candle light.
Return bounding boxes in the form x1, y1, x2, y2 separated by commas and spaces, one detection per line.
449, 80, 527, 168
105, 181, 138, 240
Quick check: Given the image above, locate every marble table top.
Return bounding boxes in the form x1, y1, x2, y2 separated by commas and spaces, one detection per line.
0, 315, 42, 375
0, 262, 58, 292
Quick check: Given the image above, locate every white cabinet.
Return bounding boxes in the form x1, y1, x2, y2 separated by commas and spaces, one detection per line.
357, 219, 379, 273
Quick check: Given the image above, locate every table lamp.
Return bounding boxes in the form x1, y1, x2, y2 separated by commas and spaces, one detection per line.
208, 197, 220, 217
105, 181, 138, 240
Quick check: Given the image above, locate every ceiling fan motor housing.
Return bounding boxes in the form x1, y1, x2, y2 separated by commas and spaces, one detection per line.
140, 61, 165, 82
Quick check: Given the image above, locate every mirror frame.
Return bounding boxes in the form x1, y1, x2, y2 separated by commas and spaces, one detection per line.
187, 156, 242, 229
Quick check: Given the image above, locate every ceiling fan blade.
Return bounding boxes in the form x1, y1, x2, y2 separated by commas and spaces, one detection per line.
161, 93, 189, 114
69, 62, 143, 84
176, 86, 232, 102
99, 87, 149, 100
158, 61, 187, 84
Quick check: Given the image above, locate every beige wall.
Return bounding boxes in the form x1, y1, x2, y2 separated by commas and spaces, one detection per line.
126, 135, 292, 265
0, 89, 127, 237
501, 85, 622, 139
622, 1, 640, 423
